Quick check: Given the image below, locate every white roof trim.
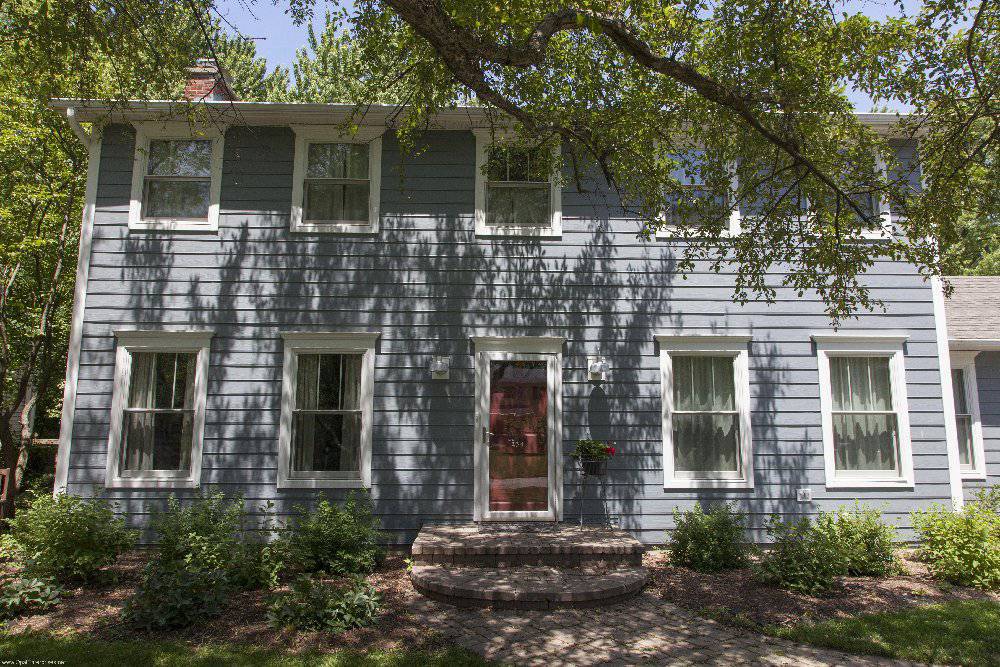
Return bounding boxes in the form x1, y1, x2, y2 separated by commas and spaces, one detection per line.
949, 338, 1000, 351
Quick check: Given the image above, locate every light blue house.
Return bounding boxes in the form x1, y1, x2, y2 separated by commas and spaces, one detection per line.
50, 66, 996, 545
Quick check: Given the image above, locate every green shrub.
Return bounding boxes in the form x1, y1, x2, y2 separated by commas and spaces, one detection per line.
0, 494, 135, 583
912, 489, 1000, 590
0, 576, 62, 619
280, 495, 383, 576
149, 493, 279, 589
123, 562, 230, 630
668, 504, 749, 573
754, 517, 847, 595
812, 503, 901, 577
266, 576, 381, 632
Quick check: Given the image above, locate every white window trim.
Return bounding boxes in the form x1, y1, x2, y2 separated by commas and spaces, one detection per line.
290, 125, 383, 234
128, 122, 225, 232
656, 334, 755, 489
656, 161, 742, 239
812, 334, 915, 489
471, 335, 564, 521
277, 331, 379, 489
950, 351, 987, 480
855, 155, 893, 240
105, 329, 213, 489
472, 129, 562, 238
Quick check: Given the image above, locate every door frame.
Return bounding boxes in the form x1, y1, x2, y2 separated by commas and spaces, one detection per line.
472, 336, 563, 522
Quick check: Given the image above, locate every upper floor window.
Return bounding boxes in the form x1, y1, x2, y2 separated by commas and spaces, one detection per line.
129, 122, 224, 232
657, 151, 740, 237
291, 126, 383, 234
106, 330, 212, 488
950, 353, 986, 479
474, 129, 561, 237
657, 334, 754, 489
813, 335, 914, 488
277, 332, 378, 488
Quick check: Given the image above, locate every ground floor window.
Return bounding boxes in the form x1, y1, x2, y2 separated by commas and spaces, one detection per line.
950, 353, 986, 479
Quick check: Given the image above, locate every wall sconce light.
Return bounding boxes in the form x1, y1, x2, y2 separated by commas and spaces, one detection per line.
429, 356, 450, 380
587, 356, 609, 382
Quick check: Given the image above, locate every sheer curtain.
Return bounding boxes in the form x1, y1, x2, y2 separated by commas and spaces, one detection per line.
121, 352, 195, 473
293, 354, 320, 472
122, 353, 156, 472
672, 356, 740, 475
291, 353, 362, 475
830, 356, 898, 473
952, 368, 975, 469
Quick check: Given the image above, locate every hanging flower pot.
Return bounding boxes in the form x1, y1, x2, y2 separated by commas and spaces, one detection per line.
580, 457, 608, 477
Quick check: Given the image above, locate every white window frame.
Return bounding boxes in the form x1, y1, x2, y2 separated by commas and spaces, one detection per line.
656, 334, 754, 489
128, 122, 225, 232
277, 332, 379, 489
105, 329, 213, 489
813, 334, 915, 489
290, 126, 383, 234
855, 155, 893, 240
473, 129, 562, 238
950, 351, 986, 480
656, 160, 742, 238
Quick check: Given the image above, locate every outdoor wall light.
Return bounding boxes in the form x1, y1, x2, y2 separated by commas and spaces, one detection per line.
429, 356, 450, 380
587, 356, 610, 382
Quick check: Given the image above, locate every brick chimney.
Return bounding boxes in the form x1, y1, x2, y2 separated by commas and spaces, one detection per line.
182, 58, 237, 102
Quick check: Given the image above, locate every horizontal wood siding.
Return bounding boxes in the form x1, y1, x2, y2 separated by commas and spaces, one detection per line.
66, 123, 955, 544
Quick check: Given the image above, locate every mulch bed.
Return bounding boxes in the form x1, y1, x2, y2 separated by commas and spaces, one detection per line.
644, 549, 1000, 630
4, 552, 445, 655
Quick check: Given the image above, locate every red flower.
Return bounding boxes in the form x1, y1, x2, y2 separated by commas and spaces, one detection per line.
605, 446, 616, 456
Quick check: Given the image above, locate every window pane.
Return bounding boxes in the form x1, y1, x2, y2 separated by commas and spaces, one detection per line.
295, 354, 363, 411
952, 369, 969, 414
128, 352, 196, 410
673, 413, 740, 473
830, 356, 892, 412
956, 414, 975, 470
486, 184, 549, 227
121, 411, 194, 472
307, 143, 369, 179
832, 413, 899, 473
142, 179, 210, 219
486, 144, 551, 182
304, 182, 369, 222
291, 412, 362, 473
148, 140, 212, 177
672, 356, 735, 412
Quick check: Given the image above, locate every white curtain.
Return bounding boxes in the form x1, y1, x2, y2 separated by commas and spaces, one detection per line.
672, 356, 739, 473
121, 352, 195, 472
830, 356, 898, 472
292, 354, 362, 474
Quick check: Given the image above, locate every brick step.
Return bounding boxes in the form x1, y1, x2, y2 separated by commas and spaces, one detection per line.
409, 564, 649, 610
410, 523, 646, 568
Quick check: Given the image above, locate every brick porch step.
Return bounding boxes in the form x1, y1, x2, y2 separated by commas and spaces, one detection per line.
411, 523, 646, 568
410, 563, 649, 609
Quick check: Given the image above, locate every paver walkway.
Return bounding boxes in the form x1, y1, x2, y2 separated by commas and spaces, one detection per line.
404, 588, 916, 666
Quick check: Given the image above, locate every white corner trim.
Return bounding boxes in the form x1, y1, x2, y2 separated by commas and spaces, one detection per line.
128, 122, 224, 232
276, 332, 378, 489
658, 335, 755, 490
104, 331, 212, 489
472, 129, 562, 238
289, 126, 383, 234
950, 350, 987, 481
933, 277, 966, 508
470, 335, 565, 354
814, 335, 916, 490
54, 127, 104, 495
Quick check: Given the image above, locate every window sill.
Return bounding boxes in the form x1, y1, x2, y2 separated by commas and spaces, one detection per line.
663, 478, 754, 490
129, 220, 218, 233
277, 477, 368, 490
290, 222, 379, 235
824, 477, 914, 490
475, 227, 561, 239
960, 471, 987, 481
106, 477, 200, 489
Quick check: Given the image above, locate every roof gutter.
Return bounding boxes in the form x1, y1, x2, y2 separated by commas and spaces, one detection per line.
64, 107, 92, 148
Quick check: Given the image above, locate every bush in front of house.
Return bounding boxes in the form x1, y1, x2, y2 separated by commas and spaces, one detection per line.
266, 575, 381, 633
149, 492, 279, 590
753, 516, 847, 595
668, 504, 750, 573
812, 502, 901, 577
123, 561, 231, 630
0, 494, 135, 583
279, 494, 383, 576
912, 488, 1000, 590
0, 576, 62, 620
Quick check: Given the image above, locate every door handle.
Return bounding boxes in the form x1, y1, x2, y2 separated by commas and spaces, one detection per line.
482, 427, 495, 442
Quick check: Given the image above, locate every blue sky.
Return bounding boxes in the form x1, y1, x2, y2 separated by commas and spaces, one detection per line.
214, 0, 912, 110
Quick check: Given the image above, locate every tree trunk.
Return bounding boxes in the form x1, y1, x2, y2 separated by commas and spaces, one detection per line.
0, 384, 38, 519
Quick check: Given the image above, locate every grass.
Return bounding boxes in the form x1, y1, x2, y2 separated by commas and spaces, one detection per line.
0, 632, 490, 667
771, 600, 1000, 667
